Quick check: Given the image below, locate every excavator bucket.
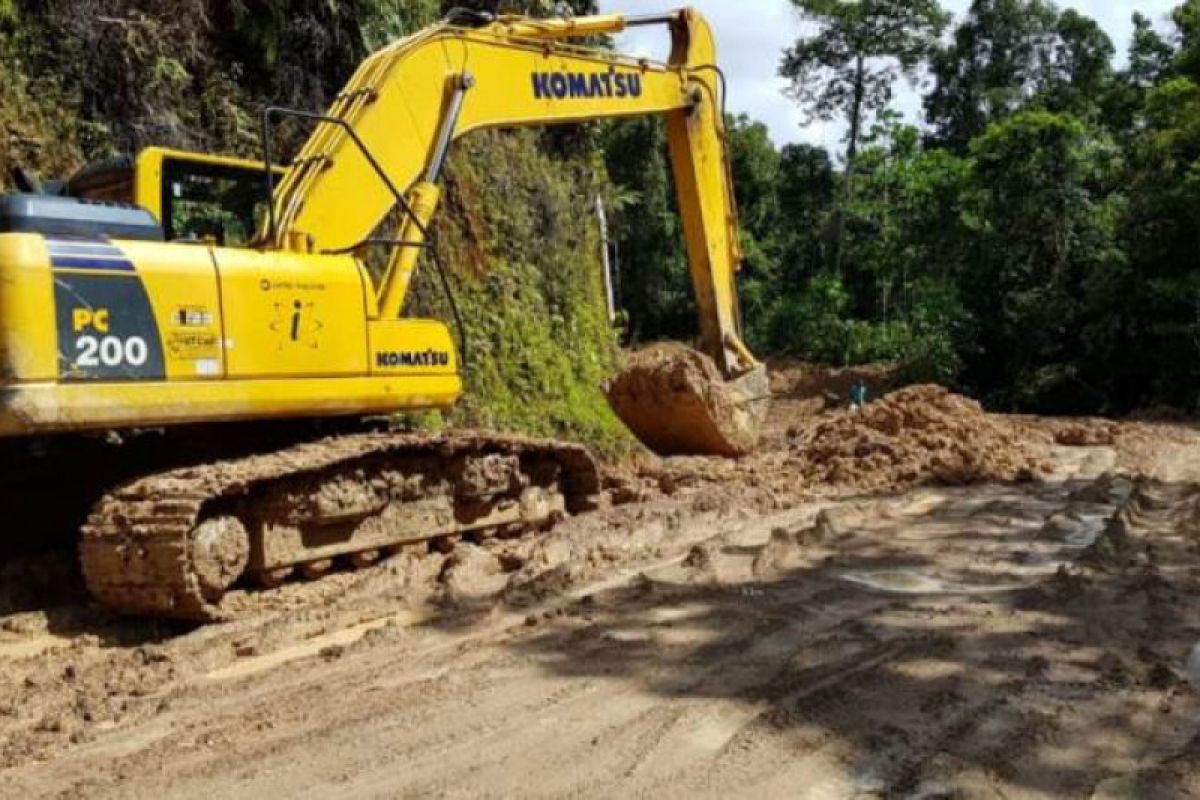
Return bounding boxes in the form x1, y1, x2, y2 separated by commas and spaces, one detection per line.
605, 344, 770, 458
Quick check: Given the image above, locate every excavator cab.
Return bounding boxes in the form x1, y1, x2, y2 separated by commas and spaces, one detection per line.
0, 148, 279, 246
142, 150, 276, 247
71, 148, 280, 246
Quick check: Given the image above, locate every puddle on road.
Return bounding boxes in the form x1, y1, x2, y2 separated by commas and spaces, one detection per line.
1063, 515, 1106, 548
1186, 643, 1200, 686
840, 570, 1026, 596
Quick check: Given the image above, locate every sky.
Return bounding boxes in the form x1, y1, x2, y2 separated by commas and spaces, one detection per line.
595, 0, 1181, 148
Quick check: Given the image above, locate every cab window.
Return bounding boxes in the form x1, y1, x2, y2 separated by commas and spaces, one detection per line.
161, 159, 276, 247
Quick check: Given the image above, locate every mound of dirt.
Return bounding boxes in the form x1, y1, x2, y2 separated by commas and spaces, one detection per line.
788, 385, 1048, 491
1054, 422, 1117, 447
605, 344, 768, 458
768, 359, 898, 401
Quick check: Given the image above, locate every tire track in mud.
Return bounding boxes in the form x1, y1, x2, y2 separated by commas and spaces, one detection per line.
19, 504, 877, 798
392, 569, 909, 797
292, 559, 855, 794
383, 616, 896, 796
571, 472, 1200, 799
0, 502, 789, 797
0, 501, 1080, 800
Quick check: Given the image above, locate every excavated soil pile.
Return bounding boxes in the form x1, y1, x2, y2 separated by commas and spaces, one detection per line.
1054, 422, 1118, 447
606, 344, 767, 458
768, 359, 898, 401
788, 384, 1048, 491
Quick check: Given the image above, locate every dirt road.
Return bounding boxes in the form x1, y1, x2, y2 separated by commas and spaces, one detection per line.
0, 388, 1198, 799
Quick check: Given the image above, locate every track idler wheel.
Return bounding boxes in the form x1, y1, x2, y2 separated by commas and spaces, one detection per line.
190, 517, 250, 602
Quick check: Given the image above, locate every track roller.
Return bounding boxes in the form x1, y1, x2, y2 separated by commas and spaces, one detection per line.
349, 549, 381, 569
299, 559, 333, 580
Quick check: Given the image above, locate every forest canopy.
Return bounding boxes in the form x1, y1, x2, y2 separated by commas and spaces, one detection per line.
607, 0, 1200, 416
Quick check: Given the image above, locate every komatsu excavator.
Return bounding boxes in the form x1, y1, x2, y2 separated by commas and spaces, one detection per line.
0, 7, 767, 618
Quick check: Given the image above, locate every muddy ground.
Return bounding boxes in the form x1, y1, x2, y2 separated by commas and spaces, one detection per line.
0, 375, 1198, 799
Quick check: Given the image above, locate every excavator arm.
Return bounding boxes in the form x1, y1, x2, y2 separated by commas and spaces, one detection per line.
268, 8, 758, 381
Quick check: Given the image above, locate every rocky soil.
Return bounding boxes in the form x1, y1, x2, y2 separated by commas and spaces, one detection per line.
787, 384, 1051, 491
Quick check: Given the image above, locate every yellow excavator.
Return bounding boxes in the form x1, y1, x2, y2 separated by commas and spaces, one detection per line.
0, 7, 767, 618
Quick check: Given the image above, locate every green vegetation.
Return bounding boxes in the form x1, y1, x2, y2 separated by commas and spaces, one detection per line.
414, 130, 630, 449
608, 0, 1200, 415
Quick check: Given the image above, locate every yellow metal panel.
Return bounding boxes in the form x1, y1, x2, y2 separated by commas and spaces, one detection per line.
0, 234, 56, 382
212, 248, 370, 379
115, 240, 225, 380
368, 319, 458, 376
134, 149, 164, 219
0, 374, 463, 436
496, 14, 626, 39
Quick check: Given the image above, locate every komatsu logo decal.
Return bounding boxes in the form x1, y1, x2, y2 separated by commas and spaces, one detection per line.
376, 350, 451, 368
532, 69, 643, 100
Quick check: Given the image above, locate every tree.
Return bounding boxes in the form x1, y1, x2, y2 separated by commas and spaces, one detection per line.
924, 0, 1059, 151
1039, 9, 1115, 119
726, 115, 782, 277
601, 118, 693, 343
1174, 0, 1200, 80
842, 124, 971, 320
725, 115, 783, 344
781, 0, 947, 280
962, 110, 1124, 410
781, 0, 948, 181
1128, 12, 1174, 89
1116, 70, 1200, 409
1104, 12, 1175, 138
776, 142, 836, 286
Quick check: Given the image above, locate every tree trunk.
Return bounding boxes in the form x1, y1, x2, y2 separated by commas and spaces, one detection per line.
833, 54, 866, 279
847, 54, 866, 189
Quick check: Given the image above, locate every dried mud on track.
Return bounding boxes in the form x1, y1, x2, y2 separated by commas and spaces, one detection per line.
1, 386, 1200, 799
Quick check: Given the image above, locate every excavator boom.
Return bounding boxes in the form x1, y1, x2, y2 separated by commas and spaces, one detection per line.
267, 8, 768, 454
270, 8, 757, 382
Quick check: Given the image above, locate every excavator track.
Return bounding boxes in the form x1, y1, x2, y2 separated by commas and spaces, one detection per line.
80, 432, 601, 620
